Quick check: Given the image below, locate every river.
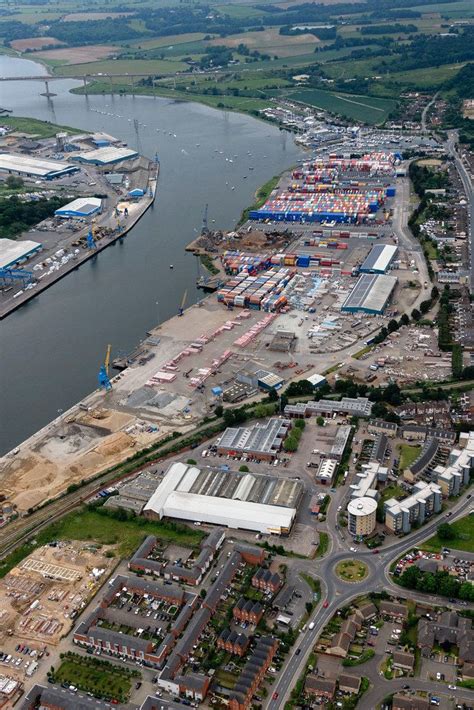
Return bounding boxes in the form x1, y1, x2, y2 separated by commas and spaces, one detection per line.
0, 55, 303, 455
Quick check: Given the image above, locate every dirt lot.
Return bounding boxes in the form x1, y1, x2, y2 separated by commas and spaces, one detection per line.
0, 541, 115, 681
10, 37, 65, 51
62, 11, 134, 21
0, 409, 141, 513
35, 44, 120, 64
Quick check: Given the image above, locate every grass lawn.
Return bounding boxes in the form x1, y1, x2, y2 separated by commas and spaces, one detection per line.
379, 484, 405, 504
422, 515, 474, 554
335, 559, 368, 582
287, 88, 396, 125
0, 507, 204, 578
300, 572, 321, 597
238, 173, 280, 225
51, 653, 137, 701
0, 116, 80, 137
398, 444, 422, 471
315, 531, 329, 558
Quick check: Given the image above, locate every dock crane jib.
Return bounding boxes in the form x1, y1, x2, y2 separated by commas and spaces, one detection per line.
178, 290, 187, 316
98, 343, 112, 391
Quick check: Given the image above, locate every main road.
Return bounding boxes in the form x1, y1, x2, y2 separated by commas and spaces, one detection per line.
265, 489, 473, 709
446, 130, 474, 292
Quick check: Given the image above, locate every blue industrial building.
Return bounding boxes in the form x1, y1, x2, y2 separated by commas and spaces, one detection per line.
359, 244, 398, 274
341, 273, 397, 315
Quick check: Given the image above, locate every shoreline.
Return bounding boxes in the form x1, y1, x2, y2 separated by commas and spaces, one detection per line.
0, 166, 159, 321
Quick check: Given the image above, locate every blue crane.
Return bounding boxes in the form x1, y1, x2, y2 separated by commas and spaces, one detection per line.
0, 268, 33, 287
98, 344, 112, 391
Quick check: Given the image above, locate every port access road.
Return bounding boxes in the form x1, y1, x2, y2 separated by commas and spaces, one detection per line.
264, 489, 473, 709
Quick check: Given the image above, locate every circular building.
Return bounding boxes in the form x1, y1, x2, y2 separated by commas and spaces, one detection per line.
347, 497, 377, 538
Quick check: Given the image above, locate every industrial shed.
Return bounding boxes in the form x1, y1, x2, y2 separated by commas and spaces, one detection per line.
0, 152, 78, 180
0, 238, 42, 269
359, 243, 398, 274
144, 462, 301, 535
341, 273, 397, 315
55, 196, 102, 218
72, 146, 138, 165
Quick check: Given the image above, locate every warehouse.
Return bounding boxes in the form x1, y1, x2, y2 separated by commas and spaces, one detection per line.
144, 462, 303, 535
72, 146, 138, 165
0, 238, 42, 269
217, 417, 291, 461
0, 152, 78, 180
359, 244, 398, 274
55, 196, 102, 219
341, 273, 397, 315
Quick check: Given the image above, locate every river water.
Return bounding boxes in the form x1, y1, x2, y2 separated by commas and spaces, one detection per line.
0, 55, 303, 454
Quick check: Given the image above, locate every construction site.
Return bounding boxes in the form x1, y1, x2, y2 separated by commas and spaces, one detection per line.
0, 541, 115, 684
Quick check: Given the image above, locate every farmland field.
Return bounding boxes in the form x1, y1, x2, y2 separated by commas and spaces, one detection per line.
10, 37, 65, 51
62, 11, 135, 21
54, 58, 187, 76
36, 45, 120, 65
287, 88, 397, 124
128, 32, 207, 49
211, 28, 320, 57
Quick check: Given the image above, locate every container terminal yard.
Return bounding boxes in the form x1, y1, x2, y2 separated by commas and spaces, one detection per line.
0, 128, 158, 319
0, 149, 435, 521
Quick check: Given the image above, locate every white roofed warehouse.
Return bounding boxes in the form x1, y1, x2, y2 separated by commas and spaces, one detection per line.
143, 462, 303, 535
71, 146, 138, 165
0, 152, 79, 180
359, 244, 398, 274
0, 238, 42, 269
55, 196, 102, 219
341, 273, 397, 315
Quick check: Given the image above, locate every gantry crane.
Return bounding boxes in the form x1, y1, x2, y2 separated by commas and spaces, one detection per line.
178, 290, 187, 317
98, 343, 112, 391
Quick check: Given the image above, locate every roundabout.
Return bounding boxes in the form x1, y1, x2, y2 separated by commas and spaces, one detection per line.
334, 558, 369, 583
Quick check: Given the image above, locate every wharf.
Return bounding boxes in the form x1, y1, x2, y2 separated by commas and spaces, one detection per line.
0, 164, 159, 321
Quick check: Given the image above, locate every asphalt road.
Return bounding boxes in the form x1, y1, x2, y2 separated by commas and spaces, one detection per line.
446, 131, 474, 292
265, 489, 473, 709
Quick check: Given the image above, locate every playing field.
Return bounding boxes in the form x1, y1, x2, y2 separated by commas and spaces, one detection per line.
287, 88, 396, 124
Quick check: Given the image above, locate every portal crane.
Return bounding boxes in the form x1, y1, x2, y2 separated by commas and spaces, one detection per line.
178, 290, 187, 317
87, 219, 99, 249
98, 343, 112, 391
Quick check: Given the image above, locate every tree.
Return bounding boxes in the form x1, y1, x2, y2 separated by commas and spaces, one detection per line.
239, 465, 249, 472
268, 388, 278, 402
186, 458, 197, 465
6, 175, 23, 189
437, 522, 456, 540
411, 308, 421, 321
294, 418, 305, 430
316, 416, 325, 426
283, 437, 298, 452
214, 404, 223, 417
400, 313, 410, 326
388, 319, 399, 333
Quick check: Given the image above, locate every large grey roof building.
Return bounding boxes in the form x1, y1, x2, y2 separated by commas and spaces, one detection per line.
341, 273, 397, 314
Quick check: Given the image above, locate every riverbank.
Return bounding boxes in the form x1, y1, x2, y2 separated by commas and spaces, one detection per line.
0, 122, 159, 320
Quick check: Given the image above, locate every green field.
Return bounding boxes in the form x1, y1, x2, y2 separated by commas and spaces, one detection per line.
0, 116, 80, 137
411, 0, 474, 17
398, 444, 422, 470
51, 653, 138, 702
55, 58, 187, 76
287, 88, 396, 124
422, 515, 474, 553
